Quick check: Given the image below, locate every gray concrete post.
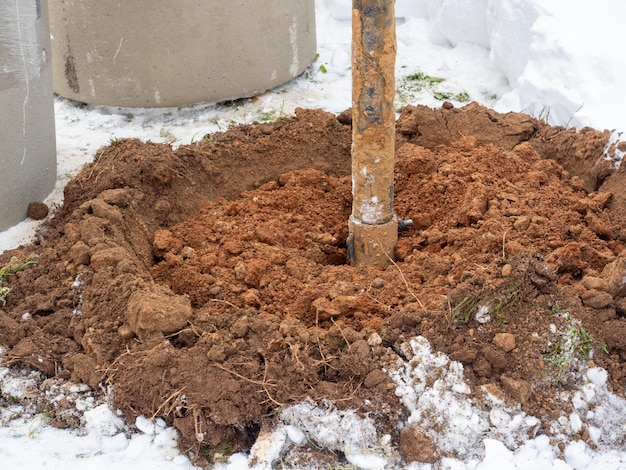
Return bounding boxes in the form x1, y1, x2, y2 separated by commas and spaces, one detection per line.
49, 0, 317, 107
0, 0, 57, 231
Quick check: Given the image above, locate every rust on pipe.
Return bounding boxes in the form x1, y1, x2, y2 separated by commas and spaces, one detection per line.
348, 0, 397, 268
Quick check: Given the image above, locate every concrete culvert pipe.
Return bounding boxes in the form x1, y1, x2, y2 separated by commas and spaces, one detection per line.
48, 0, 317, 107
0, 0, 57, 231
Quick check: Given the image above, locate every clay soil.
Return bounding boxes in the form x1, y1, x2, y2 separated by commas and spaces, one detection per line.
2, 103, 626, 466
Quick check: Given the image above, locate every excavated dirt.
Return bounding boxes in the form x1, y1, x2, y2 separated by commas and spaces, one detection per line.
1, 103, 626, 466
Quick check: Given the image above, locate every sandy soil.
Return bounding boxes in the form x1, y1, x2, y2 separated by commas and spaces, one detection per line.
1, 103, 626, 466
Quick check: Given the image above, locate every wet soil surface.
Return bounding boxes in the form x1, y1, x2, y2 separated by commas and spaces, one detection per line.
1, 103, 626, 466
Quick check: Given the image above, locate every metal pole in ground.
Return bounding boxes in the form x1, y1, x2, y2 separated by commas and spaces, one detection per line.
348, 0, 397, 268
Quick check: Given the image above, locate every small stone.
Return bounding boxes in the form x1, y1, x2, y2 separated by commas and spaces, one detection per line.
513, 216, 530, 231
367, 332, 382, 347
233, 261, 247, 281
311, 297, 341, 321
90, 246, 129, 270
332, 295, 359, 314
27, 202, 49, 220
500, 375, 532, 404
117, 323, 135, 339
493, 333, 516, 352
600, 252, 626, 298
531, 259, 558, 281
209, 286, 221, 296
231, 316, 249, 338
240, 289, 261, 307
399, 426, 438, 463
580, 290, 614, 309
99, 188, 132, 207
207, 345, 226, 362
582, 276, 610, 292
364, 369, 388, 389
371, 277, 386, 289
88, 199, 124, 225
501, 264, 513, 277
547, 242, 584, 274
127, 286, 192, 336
180, 246, 195, 259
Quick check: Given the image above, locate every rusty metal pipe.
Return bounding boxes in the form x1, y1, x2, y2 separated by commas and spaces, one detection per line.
348, 0, 397, 268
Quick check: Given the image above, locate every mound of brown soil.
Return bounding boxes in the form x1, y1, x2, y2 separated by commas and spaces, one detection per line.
1, 103, 625, 465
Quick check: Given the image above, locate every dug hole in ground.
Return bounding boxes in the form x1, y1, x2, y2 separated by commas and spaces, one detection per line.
1, 102, 626, 468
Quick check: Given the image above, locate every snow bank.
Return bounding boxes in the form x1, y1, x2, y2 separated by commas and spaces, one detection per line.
426, 0, 626, 133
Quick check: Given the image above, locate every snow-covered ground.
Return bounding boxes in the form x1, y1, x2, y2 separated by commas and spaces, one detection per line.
2, 0, 626, 468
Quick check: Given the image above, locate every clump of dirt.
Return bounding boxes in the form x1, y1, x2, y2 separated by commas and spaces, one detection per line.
1, 103, 626, 466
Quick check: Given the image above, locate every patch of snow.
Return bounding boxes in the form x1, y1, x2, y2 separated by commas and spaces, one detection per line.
475, 304, 491, 324
390, 336, 539, 459
280, 399, 391, 464
603, 130, 625, 168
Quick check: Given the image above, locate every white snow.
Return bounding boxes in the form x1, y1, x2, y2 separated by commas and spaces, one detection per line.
390, 336, 540, 459
2, 0, 626, 468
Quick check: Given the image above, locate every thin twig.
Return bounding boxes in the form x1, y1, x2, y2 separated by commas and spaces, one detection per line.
152, 387, 186, 419
364, 286, 393, 312
209, 298, 239, 309
211, 361, 283, 407
289, 343, 306, 370
98, 345, 135, 385
260, 356, 283, 407
331, 318, 352, 350
333, 380, 363, 402
380, 246, 425, 310
502, 229, 508, 259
